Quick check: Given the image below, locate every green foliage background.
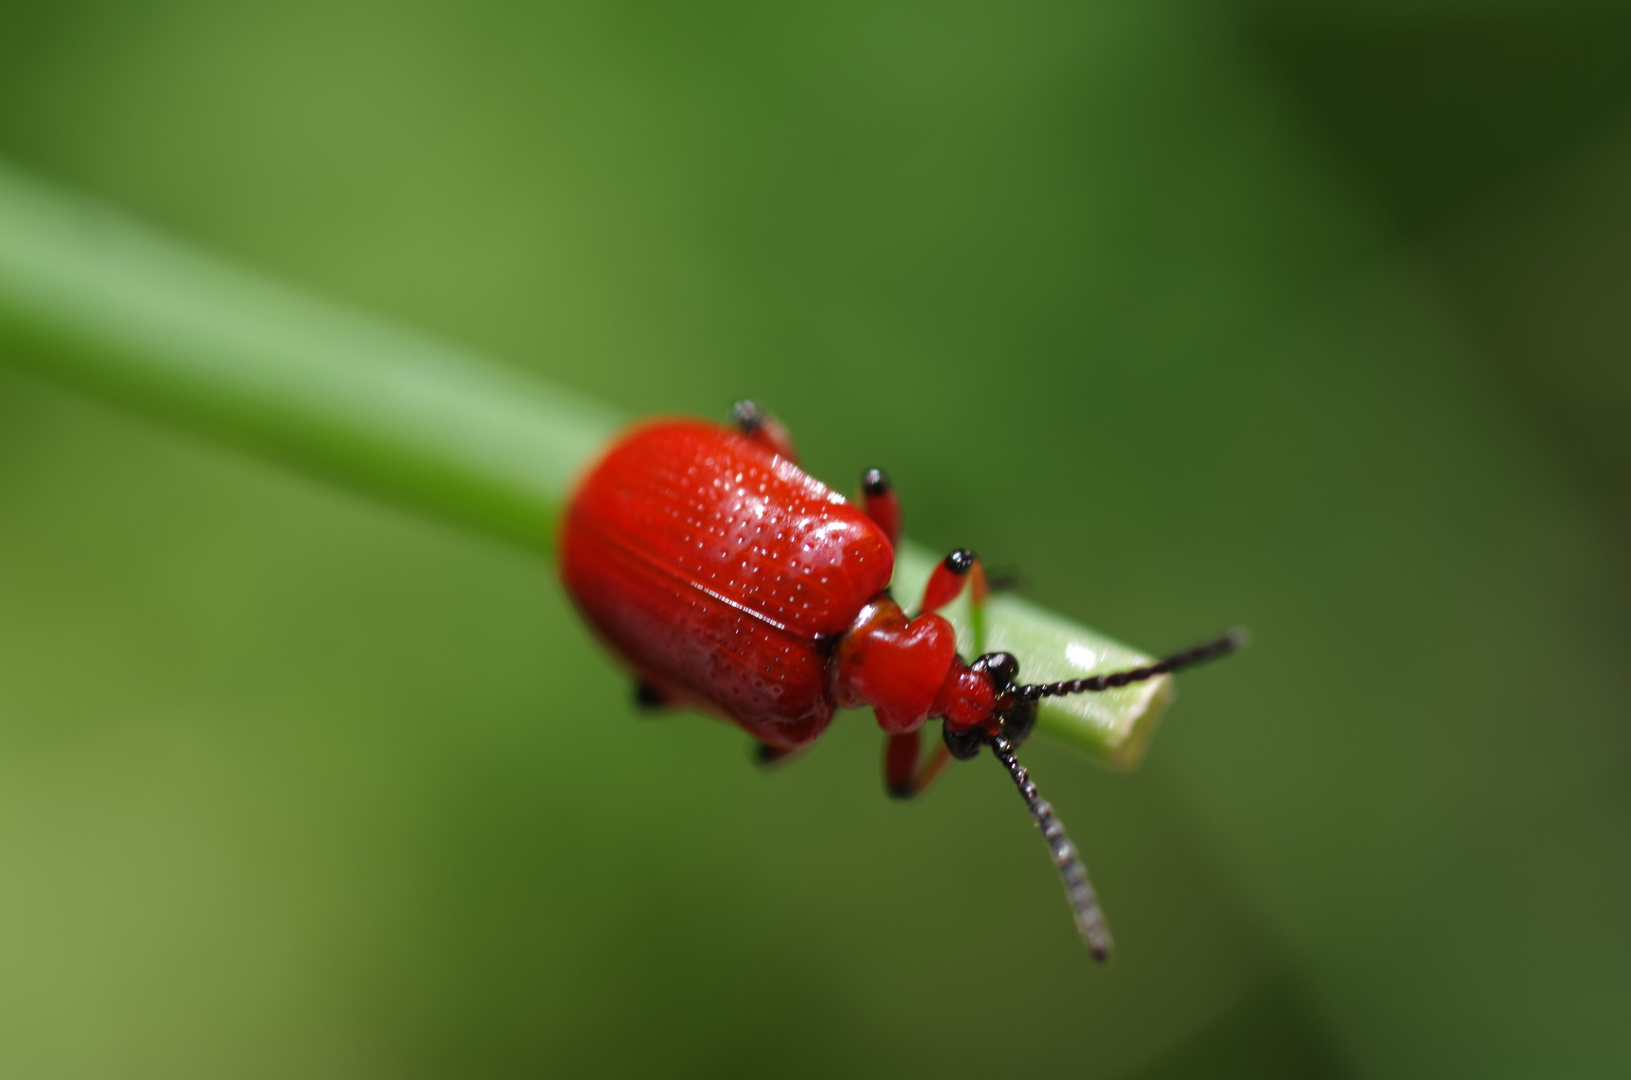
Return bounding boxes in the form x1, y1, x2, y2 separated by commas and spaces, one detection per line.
2, 1, 1629, 1077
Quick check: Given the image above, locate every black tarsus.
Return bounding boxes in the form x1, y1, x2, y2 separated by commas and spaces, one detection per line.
982, 566, 1026, 593
754, 742, 799, 768
990, 734, 1113, 961
1012, 627, 1248, 703
633, 681, 672, 711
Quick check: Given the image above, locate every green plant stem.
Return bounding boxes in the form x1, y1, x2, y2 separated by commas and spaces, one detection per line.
0, 162, 623, 547
0, 160, 1173, 767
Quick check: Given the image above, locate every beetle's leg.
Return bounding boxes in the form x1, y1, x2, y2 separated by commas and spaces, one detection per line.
917, 549, 993, 659
754, 742, 809, 770
633, 680, 678, 713
919, 548, 992, 654
885, 730, 918, 796
983, 565, 1025, 594
731, 400, 799, 464
883, 729, 955, 800
919, 548, 988, 616
858, 468, 902, 548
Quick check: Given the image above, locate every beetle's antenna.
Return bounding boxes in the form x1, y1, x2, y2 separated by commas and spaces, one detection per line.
1012, 628, 1248, 703
990, 734, 1113, 961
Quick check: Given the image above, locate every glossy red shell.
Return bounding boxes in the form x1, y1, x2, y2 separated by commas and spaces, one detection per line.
560, 419, 895, 748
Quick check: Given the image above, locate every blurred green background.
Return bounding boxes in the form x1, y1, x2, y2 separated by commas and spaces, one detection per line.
2, 1, 1630, 1077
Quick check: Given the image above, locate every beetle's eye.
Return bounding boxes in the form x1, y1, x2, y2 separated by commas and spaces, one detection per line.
997, 699, 1038, 747
942, 722, 987, 761
972, 651, 1020, 690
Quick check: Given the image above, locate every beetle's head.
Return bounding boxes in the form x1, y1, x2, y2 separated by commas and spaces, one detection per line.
940, 651, 1035, 760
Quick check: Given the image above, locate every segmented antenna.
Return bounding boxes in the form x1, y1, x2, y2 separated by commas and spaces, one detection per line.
1013, 627, 1248, 702
989, 734, 1113, 961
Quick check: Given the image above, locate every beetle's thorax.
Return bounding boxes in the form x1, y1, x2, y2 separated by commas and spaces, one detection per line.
830, 596, 1008, 735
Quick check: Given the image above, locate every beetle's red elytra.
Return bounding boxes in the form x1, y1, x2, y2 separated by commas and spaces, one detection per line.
560, 402, 1243, 959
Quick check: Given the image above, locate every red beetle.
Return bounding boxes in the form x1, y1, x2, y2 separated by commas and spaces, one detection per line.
560, 402, 1240, 958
